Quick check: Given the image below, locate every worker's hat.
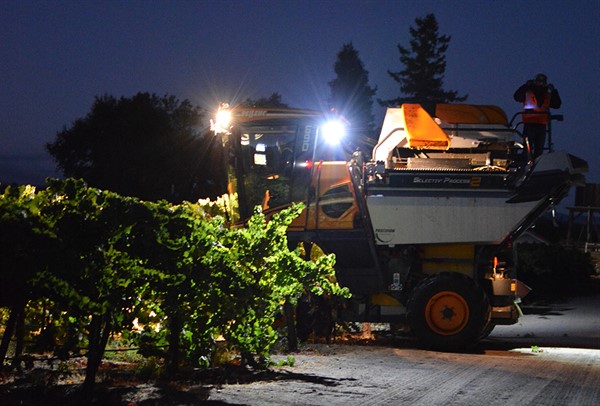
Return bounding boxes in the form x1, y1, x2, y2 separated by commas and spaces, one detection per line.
535, 73, 548, 84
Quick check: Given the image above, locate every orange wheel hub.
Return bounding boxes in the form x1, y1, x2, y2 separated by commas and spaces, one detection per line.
424, 290, 469, 336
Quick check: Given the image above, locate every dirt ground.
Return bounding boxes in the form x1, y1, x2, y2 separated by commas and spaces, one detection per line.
1, 293, 599, 406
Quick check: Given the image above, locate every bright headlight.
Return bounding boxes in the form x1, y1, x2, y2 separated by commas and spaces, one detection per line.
215, 109, 231, 129
211, 103, 232, 134
321, 120, 346, 145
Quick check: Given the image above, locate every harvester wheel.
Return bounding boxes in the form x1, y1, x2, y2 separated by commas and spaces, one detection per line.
407, 273, 489, 351
479, 321, 495, 340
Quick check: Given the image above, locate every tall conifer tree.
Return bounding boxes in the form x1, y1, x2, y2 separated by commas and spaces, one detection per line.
328, 43, 377, 143
382, 14, 467, 106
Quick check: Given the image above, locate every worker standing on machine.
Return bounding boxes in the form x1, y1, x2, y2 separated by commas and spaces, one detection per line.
513, 73, 562, 159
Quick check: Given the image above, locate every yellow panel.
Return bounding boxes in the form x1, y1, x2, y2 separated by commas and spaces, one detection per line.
402, 104, 450, 150
422, 244, 475, 259
288, 210, 308, 230
435, 104, 508, 125
370, 293, 402, 306
298, 162, 358, 231
421, 244, 475, 276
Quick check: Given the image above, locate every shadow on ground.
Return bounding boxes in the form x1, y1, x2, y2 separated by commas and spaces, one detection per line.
0, 360, 360, 406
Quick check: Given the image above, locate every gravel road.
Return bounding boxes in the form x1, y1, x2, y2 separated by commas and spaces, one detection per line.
207, 294, 600, 405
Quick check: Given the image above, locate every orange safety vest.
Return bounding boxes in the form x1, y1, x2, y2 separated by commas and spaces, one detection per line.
522, 90, 551, 125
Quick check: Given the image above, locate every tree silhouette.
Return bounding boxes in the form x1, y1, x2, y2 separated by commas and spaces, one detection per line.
46, 92, 224, 202
382, 13, 467, 106
328, 43, 377, 144
242, 92, 290, 108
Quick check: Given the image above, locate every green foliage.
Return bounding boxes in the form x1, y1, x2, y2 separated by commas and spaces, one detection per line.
33, 179, 146, 322
0, 179, 345, 378
516, 243, 595, 299
273, 355, 295, 367
134, 357, 162, 382
197, 204, 347, 366
0, 184, 51, 308
382, 13, 467, 106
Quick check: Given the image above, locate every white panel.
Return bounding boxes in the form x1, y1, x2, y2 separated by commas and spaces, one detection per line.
367, 194, 538, 245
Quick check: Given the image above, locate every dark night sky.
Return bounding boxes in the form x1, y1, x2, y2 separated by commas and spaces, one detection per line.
1, 0, 599, 188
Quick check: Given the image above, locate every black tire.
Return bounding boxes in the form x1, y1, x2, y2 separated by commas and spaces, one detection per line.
407, 273, 489, 351
479, 321, 495, 340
